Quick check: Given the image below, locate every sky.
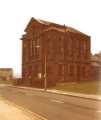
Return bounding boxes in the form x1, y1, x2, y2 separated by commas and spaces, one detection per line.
0, 0, 101, 76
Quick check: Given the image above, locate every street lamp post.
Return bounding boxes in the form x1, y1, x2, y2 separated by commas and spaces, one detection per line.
44, 54, 47, 91
34, 45, 47, 91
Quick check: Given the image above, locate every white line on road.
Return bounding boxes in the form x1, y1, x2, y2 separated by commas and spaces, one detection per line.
96, 110, 101, 113
51, 99, 64, 104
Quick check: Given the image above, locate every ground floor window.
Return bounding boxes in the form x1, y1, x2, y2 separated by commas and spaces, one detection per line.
58, 64, 64, 76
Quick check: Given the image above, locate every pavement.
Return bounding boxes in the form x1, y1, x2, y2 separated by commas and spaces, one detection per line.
12, 85, 101, 101
48, 89, 101, 101
0, 96, 46, 120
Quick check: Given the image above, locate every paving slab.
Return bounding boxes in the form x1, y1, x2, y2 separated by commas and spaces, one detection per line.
0, 97, 45, 120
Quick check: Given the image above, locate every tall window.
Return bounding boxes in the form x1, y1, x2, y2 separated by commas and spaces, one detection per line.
68, 39, 72, 57
23, 40, 29, 62
47, 38, 51, 59
59, 37, 64, 54
83, 40, 87, 59
77, 64, 80, 78
56, 37, 64, 59
83, 40, 86, 50
58, 64, 64, 75
32, 36, 40, 58
81, 65, 85, 79
30, 40, 33, 57
33, 40, 36, 56
76, 40, 80, 57
36, 38, 40, 58
69, 64, 74, 76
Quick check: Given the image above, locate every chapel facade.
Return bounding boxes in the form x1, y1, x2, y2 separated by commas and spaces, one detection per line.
21, 17, 91, 87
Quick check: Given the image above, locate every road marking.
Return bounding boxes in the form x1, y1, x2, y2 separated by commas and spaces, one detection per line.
96, 110, 101, 113
51, 99, 64, 104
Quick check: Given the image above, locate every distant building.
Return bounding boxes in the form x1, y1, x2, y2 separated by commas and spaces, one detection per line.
21, 17, 91, 87
91, 53, 101, 80
0, 68, 13, 81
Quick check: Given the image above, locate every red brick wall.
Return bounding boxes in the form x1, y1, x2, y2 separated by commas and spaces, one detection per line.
21, 19, 91, 87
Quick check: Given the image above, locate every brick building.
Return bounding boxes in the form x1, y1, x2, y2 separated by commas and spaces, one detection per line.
91, 52, 101, 80
0, 68, 13, 81
21, 17, 91, 87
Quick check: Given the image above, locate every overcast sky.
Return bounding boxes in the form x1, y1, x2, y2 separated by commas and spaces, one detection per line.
0, 0, 101, 76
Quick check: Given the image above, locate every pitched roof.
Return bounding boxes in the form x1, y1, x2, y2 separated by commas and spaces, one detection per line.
42, 26, 87, 36
35, 19, 51, 25
25, 17, 89, 36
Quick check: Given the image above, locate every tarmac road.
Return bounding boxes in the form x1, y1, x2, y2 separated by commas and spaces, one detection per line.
0, 85, 101, 120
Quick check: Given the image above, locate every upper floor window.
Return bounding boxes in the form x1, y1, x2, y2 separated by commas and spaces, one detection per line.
76, 40, 80, 57
83, 41, 86, 50
58, 37, 64, 54
68, 39, 73, 56
23, 40, 29, 62
32, 37, 40, 58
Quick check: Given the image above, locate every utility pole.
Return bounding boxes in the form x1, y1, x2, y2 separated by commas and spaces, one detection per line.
44, 54, 47, 91
34, 42, 47, 90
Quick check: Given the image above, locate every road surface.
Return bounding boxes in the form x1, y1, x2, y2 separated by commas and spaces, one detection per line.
0, 85, 101, 120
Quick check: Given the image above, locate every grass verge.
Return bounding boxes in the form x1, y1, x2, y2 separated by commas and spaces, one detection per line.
0, 80, 12, 84
50, 81, 101, 95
